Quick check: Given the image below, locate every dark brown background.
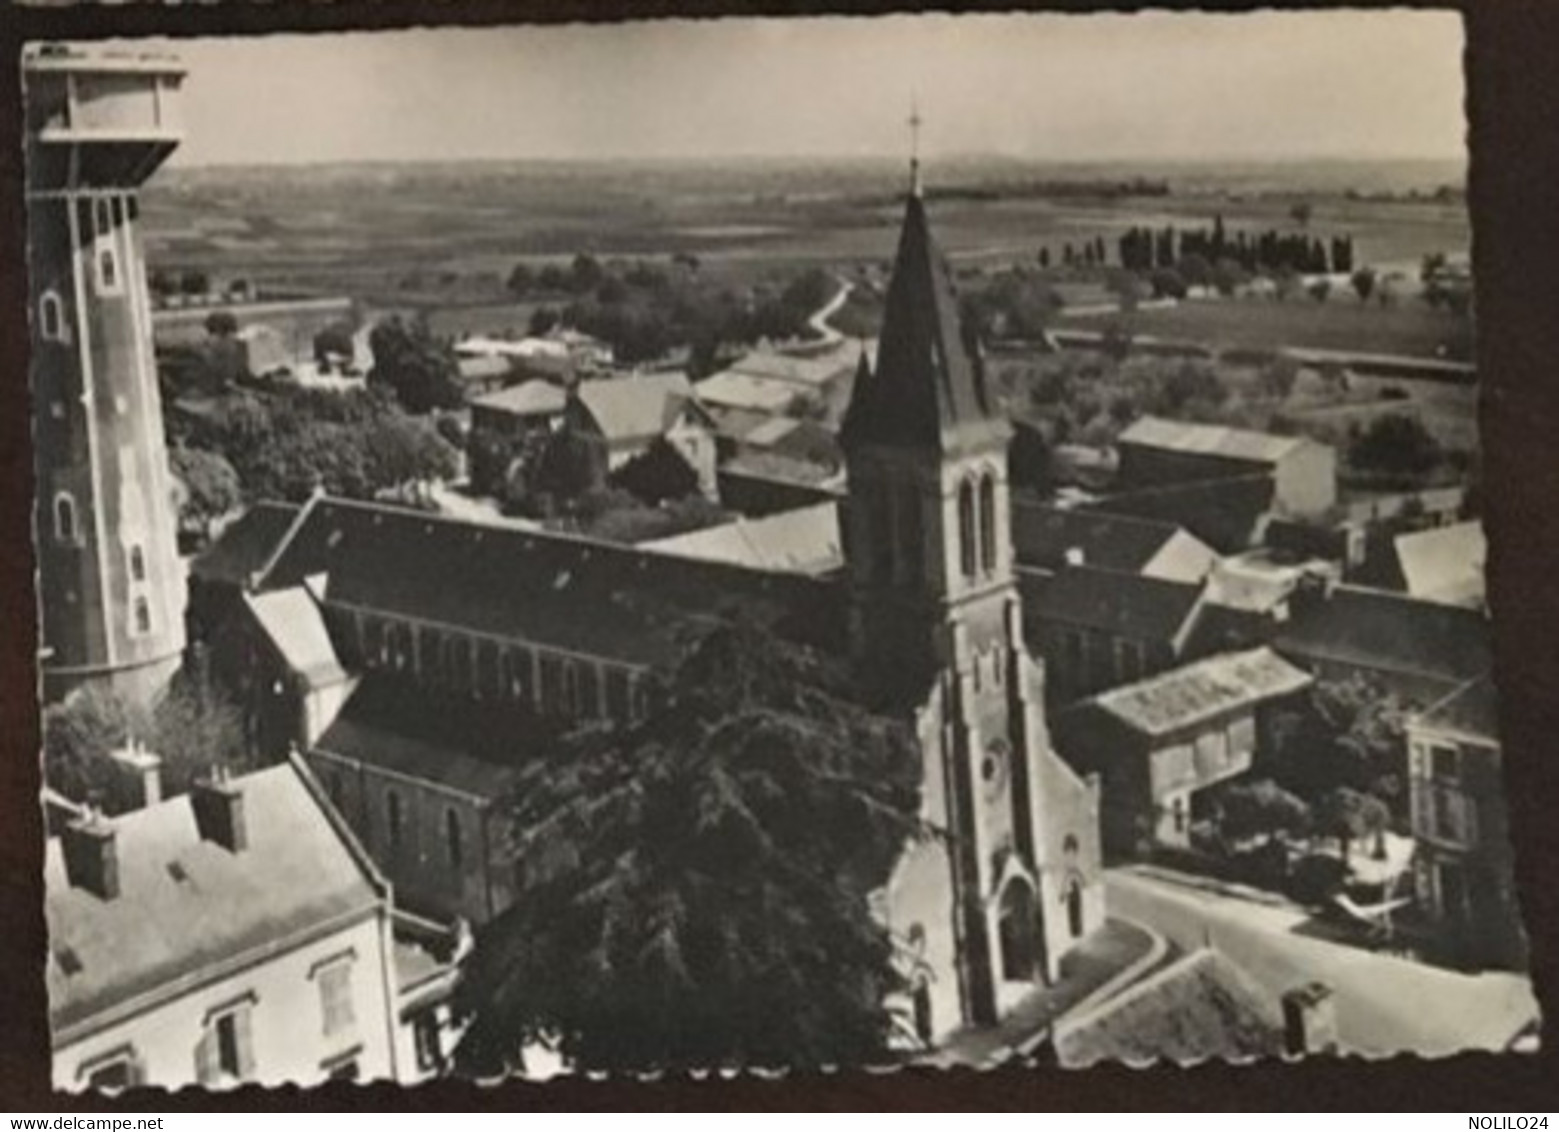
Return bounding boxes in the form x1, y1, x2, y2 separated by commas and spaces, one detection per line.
2, 0, 1554, 1111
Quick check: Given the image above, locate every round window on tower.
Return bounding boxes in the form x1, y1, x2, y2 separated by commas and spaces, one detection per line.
981, 739, 1010, 800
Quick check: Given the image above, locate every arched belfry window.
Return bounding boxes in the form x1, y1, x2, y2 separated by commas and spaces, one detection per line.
39, 291, 65, 343
978, 473, 998, 574
958, 480, 977, 580
53, 492, 77, 543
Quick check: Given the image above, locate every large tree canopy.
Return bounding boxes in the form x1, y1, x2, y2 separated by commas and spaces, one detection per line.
454, 621, 923, 1076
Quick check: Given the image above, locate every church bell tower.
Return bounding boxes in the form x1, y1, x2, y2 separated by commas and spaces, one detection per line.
25, 45, 188, 704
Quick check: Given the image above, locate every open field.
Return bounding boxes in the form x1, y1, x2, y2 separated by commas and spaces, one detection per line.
1057, 295, 1474, 362
141, 157, 1469, 336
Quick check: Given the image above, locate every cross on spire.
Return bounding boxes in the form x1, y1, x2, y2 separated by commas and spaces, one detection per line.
908, 94, 923, 198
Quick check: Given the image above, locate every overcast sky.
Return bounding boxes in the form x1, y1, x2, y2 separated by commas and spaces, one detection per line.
127, 11, 1463, 166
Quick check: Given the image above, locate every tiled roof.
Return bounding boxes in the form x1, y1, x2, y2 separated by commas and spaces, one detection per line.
1055, 949, 1284, 1066
643, 502, 842, 576
840, 194, 1009, 455
1012, 501, 1209, 578
1088, 647, 1313, 738
1393, 521, 1486, 608
46, 758, 383, 1043
1118, 416, 1310, 464
574, 372, 696, 447
244, 588, 348, 687
190, 502, 300, 588
251, 497, 848, 668
472, 379, 568, 418
1022, 565, 1204, 645
1084, 472, 1275, 555
1411, 674, 1498, 744
708, 346, 860, 390
694, 371, 800, 414
1276, 585, 1490, 691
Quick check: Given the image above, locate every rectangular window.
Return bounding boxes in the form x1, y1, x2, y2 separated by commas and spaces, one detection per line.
132, 596, 152, 636
1430, 744, 1460, 784
605, 669, 630, 720
93, 197, 111, 238
197, 999, 255, 1085
317, 959, 356, 1037
128, 543, 146, 583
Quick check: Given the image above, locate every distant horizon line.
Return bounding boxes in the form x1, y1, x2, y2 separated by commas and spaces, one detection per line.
164, 150, 1468, 173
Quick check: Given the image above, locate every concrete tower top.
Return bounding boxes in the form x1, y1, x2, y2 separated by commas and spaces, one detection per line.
24, 43, 185, 192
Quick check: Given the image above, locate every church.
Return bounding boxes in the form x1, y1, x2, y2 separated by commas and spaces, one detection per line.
186, 166, 1107, 1049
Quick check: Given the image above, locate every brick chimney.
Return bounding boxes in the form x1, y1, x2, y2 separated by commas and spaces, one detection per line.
61, 811, 119, 900
191, 769, 247, 853
1282, 982, 1339, 1056
108, 738, 162, 812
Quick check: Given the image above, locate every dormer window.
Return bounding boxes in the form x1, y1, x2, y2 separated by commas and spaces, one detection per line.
39, 290, 65, 342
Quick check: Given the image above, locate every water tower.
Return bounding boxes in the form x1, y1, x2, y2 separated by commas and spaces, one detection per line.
25, 44, 188, 704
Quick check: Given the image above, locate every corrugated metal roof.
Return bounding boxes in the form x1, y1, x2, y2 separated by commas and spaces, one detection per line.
1119, 416, 1308, 464
1090, 646, 1313, 737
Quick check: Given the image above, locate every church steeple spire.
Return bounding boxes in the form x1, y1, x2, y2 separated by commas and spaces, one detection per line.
908, 94, 923, 199
839, 158, 1008, 457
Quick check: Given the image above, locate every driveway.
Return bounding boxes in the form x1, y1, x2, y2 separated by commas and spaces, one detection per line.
1106, 865, 1539, 1057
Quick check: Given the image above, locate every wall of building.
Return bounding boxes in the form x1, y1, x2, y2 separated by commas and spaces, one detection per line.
1407, 728, 1525, 969
55, 910, 397, 1091
309, 748, 514, 927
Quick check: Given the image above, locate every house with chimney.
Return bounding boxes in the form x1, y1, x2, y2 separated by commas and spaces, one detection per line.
47, 756, 406, 1090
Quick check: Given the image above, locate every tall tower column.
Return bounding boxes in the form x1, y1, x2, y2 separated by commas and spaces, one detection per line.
25, 46, 188, 705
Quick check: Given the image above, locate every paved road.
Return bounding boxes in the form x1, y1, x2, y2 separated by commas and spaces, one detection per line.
808, 278, 852, 345
1107, 866, 1539, 1057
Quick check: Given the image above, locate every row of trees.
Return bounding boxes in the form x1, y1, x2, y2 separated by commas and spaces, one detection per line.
1116, 217, 1356, 276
